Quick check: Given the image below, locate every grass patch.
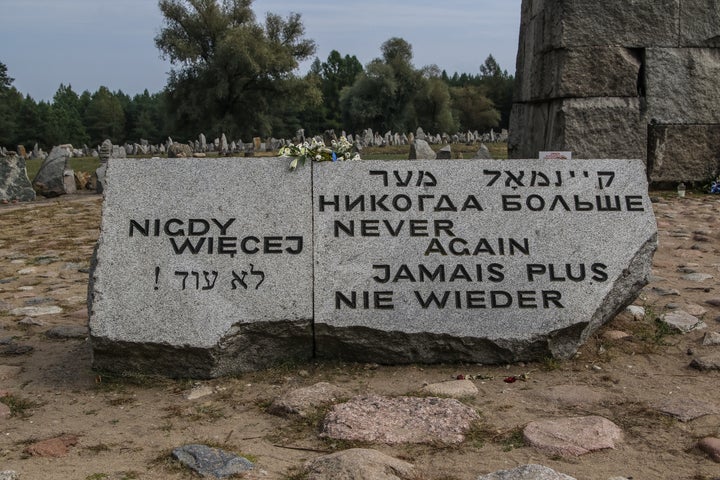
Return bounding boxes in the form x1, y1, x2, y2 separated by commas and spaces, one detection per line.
25, 156, 101, 180
0, 394, 40, 418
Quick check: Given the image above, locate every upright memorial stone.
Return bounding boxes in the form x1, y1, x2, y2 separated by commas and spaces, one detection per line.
313, 159, 657, 363
89, 157, 313, 377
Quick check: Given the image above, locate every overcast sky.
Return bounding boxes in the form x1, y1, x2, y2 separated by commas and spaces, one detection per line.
0, 0, 522, 102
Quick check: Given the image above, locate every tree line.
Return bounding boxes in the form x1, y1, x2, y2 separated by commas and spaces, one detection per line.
0, 0, 514, 151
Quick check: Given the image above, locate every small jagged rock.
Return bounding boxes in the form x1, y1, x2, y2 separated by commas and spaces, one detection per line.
321, 395, 479, 444
304, 448, 416, 480
172, 444, 253, 477
523, 416, 622, 456
661, 311, 707, 333
269, 382, 350, 417
24, 434, 79, 457
476, 464, 576, 480
421, 379, 478, 398
698, 437, 720, 462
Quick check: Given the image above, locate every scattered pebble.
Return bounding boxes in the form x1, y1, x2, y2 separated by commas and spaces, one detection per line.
0, 402, 11, 419
653, 397, 719, 421
523, 416, 623, 456
651, 287, 680, 297
16, 268, 36, 275
0, 471, 18, 480
690, 352, 720, 370
45, 325, 88, 339
698, 437, 720, 463
702, 332, 720, 346
321, 395, 479, 444
685, 303, 708, 317
8, 305, 62, 317
184, 385, 214, 401
477, 464, 576, 480
661, 311, 707, 333
421, 379, 478, 398
683, 273, 713, 282
18, 316, 44, 327
268, 382, 351, 418
625, 305, 645, 320
24, 434, 79, 457
304, 448, 416, 480
172, 444, 253, 478
602, 330, 630, 341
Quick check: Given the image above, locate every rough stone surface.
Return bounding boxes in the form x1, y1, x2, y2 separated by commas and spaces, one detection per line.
0, 472, 18, 480
661, 311, 707, 333
474, 144, 492, 159
509, 98, 646, 160
89, 158, 313, 378
24, 434, 79, 457
690, 352, 720, 370
171, 444, 253, 477
304, 448, 416, 480
646, 48, 720, 125
523, 416, 623, 456
0, 156, 36, 202
680, 0, 720, 47
653, 397, 719, 422
515, 46, 641, 102
269, 382, 351, 417
167, 143, 193, 158
697, 437, 720, 463
648, 124, 720, 184
702, 331, 720, 346
421, 380, 478, 398
45, 325, 88, 339
320, 395, 480, 444
436, 145, 452, 159
408, 139, 436, 160
626, 305, 645, 320
476, 464, 577, 480
314, 159, 656, 364
32, 146, 71, 197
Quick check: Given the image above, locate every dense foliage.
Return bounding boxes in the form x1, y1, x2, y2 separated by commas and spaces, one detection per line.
0, 0, 515, 151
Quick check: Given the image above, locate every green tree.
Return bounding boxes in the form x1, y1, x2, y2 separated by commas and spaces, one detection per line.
340, 37, 422, 133
83, 86, 126, 145
414, 66, 457, 133
51, 84, 90, 146
0, 61, 21, 148
155, 0, 319, 138
478, 54, 514, 128
450, 85, 500, 132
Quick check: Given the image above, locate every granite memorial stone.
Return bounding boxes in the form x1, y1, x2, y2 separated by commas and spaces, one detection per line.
89, 157, 313, 377
313, 159, 656, 363
0, 156, 36, 202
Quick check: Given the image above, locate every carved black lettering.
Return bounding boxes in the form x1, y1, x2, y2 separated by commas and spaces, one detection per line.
414, 290, 450, 308
241, 236, 260, 254
211, 218, 235, 235
318, 195, 339, 212
543, 290, 564, 308
517, 290, 537, 308
424, 238, 447, 256
129, 219, 149, 237
188, 219, 210, 235
334, 220, 354, 237
360, 220, 380, 237
164, 218, 184, 236
372, 264, 390, 283
170, 237, 206, 254
371, 194, 389, 211
394, 264, 416, 282
263, 236, 283, 253
435, 195, 457, 212
488, 263, 505, 282
374, 291, 394, 309
346, 195, 365, 212
369, 170, 388, 186
461, 195, 483, 211
434, 219, 455, 237
526, 264, 546, 281
591, 263, 608, 282
625, 195, 644, 211
285, 236, 303, 254
392, 194, 411, 211
418, 264, 445, 282
409, 220, 428, 237
490, 291, 512, 308
502, 195, 522, 211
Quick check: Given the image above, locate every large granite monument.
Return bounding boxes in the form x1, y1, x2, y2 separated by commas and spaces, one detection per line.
89, 158, 656, 377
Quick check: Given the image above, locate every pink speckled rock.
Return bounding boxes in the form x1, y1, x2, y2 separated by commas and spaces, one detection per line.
523, 416, 622, 456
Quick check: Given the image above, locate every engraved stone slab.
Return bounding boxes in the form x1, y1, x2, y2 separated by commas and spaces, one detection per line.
89, 157, 313, 377
313, 159, 656, 363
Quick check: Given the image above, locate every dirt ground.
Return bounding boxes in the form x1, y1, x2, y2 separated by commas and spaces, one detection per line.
1, 191, 720, 480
